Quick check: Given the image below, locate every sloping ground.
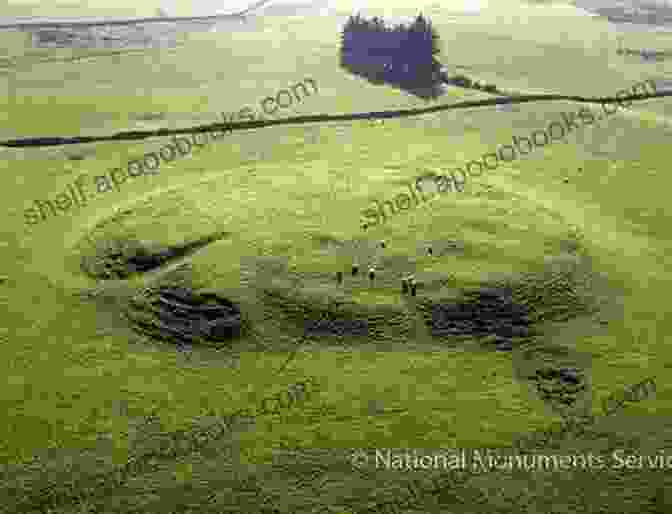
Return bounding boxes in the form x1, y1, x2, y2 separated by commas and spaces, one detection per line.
72, 189, 231, 279
127, 284, 247, 345
79, 233, 230, 280
60, 154, 609, 441
3, 1, 672, 514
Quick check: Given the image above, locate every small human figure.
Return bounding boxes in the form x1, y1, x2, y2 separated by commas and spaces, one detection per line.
401, 278, 409, 294
427, 246, 433, 256
352, 264, 359, 276
336, 271, 343, 284
380, 240, 386, 249
407, 275, 416, 297
368, 266, 376, 283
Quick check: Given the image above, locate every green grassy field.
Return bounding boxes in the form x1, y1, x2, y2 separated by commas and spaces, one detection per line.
2, 0, 672, 512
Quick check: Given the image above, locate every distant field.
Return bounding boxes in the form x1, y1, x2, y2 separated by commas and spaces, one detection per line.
2, 1, 672, 513
0, 0, 173, 17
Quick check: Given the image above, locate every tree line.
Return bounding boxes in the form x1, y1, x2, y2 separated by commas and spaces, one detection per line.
339, 13, 444, 92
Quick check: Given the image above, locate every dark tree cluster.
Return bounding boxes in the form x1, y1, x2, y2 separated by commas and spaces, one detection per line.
339, 13, 445, 97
